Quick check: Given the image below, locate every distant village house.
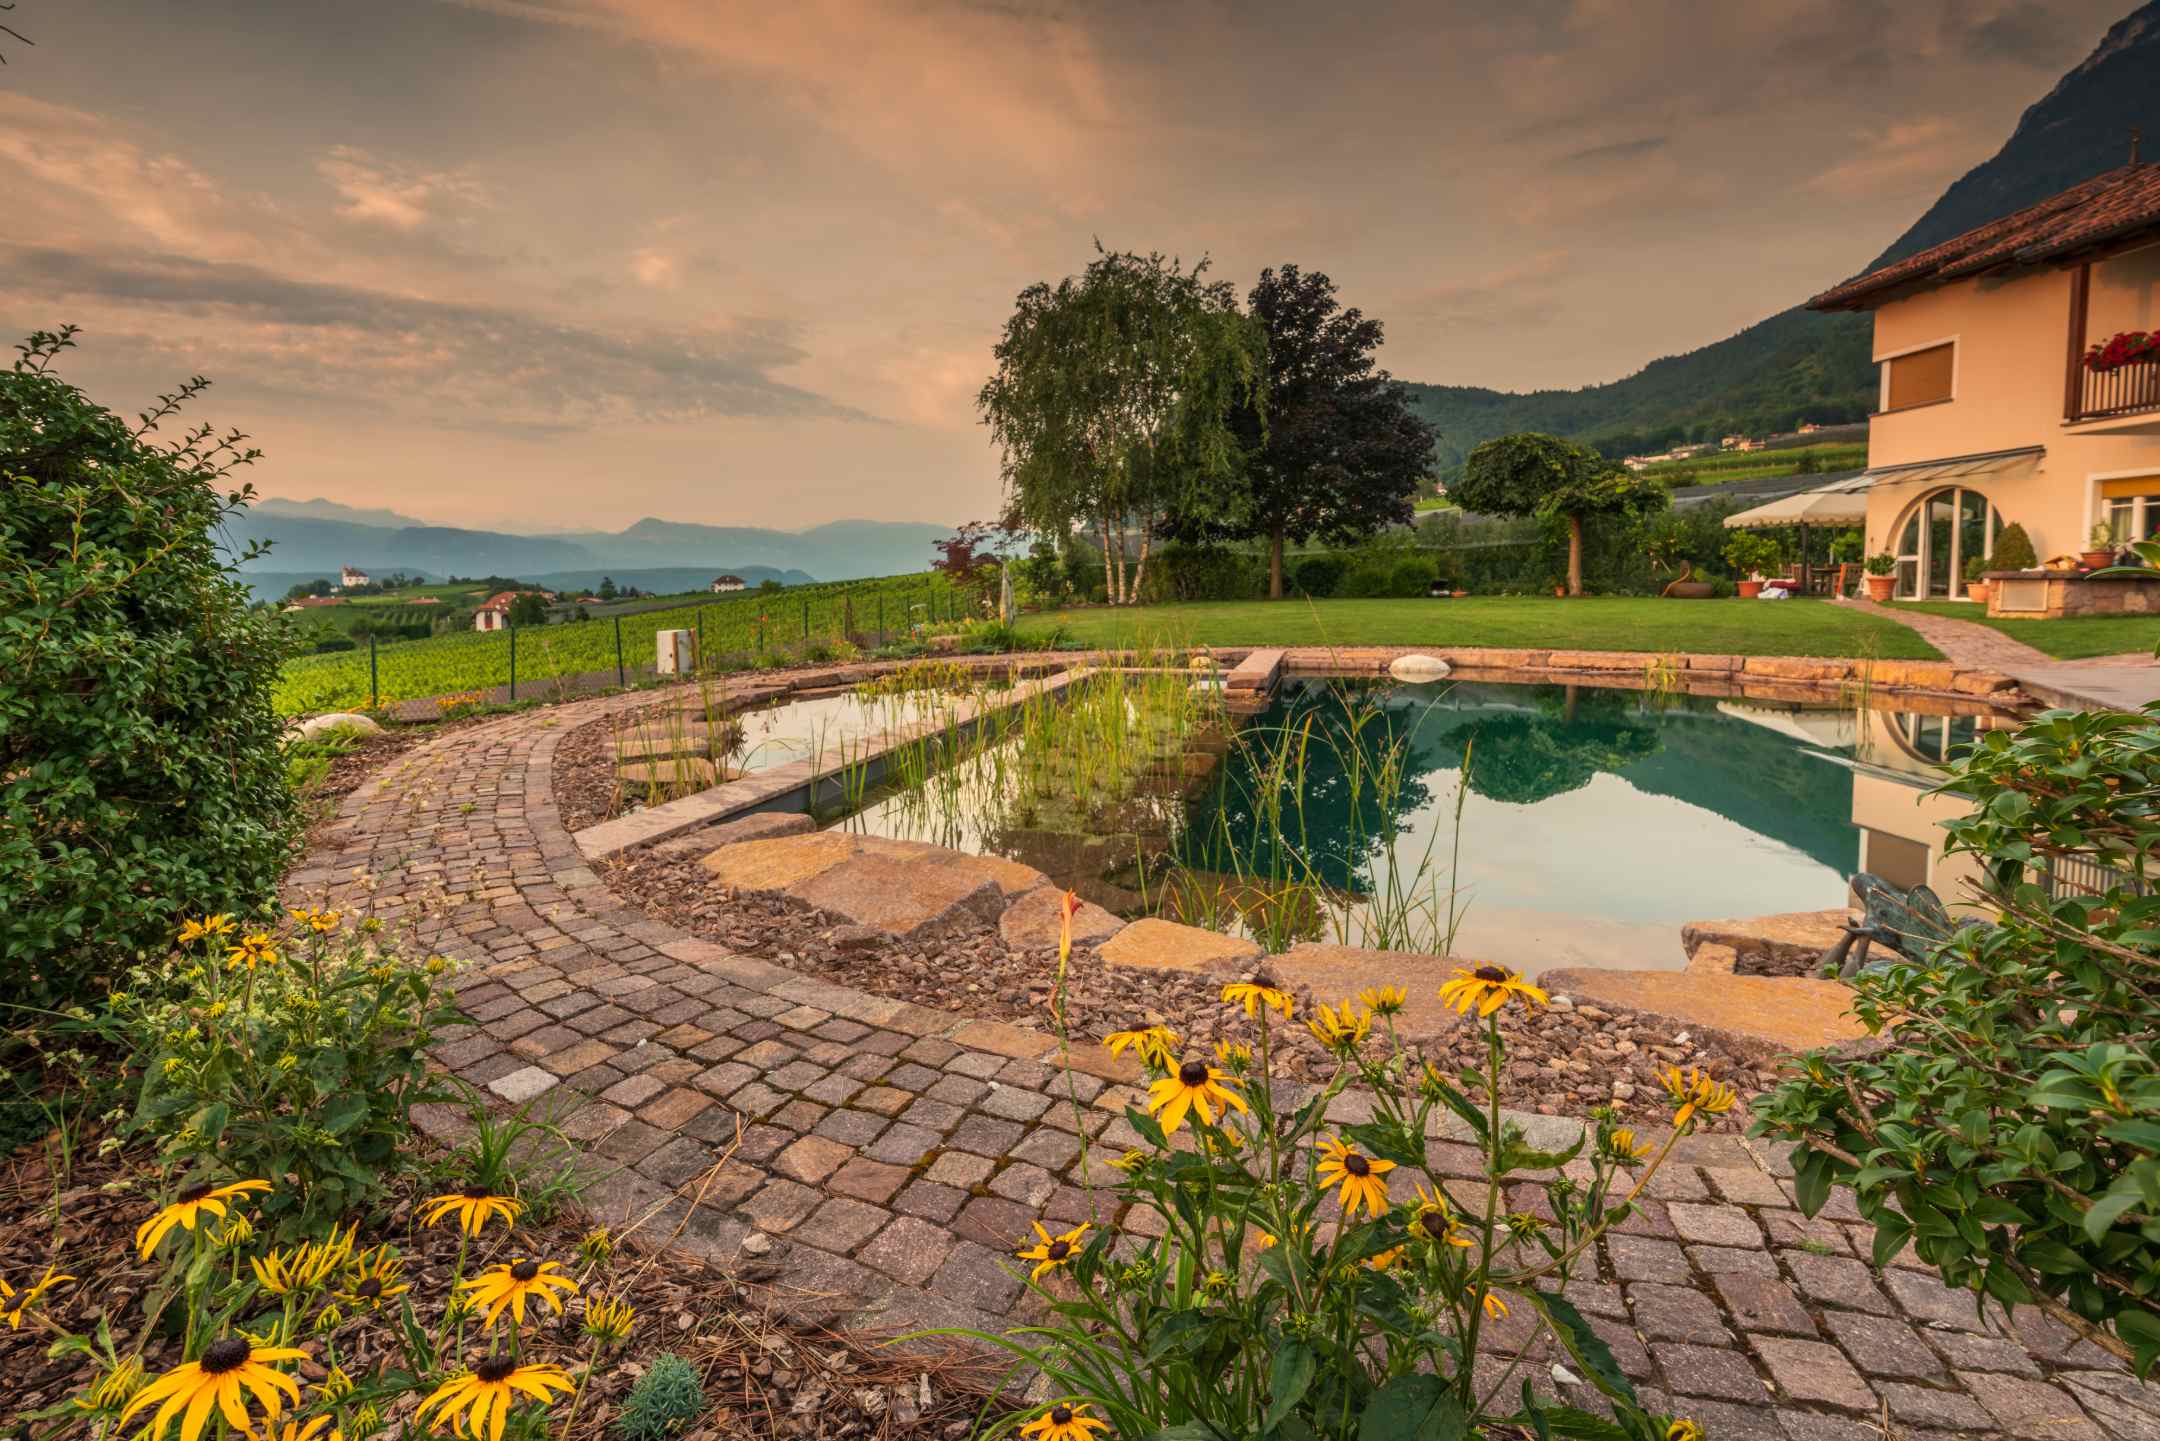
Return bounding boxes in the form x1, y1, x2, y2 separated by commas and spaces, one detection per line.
709, 575, 746, 592
472, 590, 556, 632
339, 565, 369, 589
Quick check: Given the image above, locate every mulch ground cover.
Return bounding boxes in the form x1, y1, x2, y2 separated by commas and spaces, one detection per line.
0, 1115, 1003, 1440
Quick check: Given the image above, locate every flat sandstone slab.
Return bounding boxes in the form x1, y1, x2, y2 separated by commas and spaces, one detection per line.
1680, 909, 1850, 971
1267, 942, 1478, 1040
998, 886, 1125, 950
699, 831, 1049, 938
1539, 967, 1866, 1060
1095, 917, 1260, 973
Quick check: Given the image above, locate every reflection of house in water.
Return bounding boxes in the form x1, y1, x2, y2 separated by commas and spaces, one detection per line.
1715, 700, 2017, 912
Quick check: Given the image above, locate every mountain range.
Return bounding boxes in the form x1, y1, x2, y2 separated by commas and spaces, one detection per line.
224, 499, 950, 591
1400, 1, 2160, 472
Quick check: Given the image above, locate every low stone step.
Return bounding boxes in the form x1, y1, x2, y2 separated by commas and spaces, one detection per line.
1680, 909, 1850, 976
1539, 966, 1865, 1062
645, 809, 815, 858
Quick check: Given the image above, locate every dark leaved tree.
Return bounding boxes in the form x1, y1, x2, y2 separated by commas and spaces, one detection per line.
1172, 265, 1437, 598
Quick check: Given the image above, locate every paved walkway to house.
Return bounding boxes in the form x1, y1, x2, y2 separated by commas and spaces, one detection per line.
288, 678, 2155, 1441
1842, 596, 2160, 711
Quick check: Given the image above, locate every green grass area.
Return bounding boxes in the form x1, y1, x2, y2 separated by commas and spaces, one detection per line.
274, 572, 964, 715
1018, 596, 1942, 659
1888, 601, 2160, 660
1640, 441, 1868, 488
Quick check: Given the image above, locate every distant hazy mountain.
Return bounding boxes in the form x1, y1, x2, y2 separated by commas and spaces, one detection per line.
253, 496, 429, 529
1399, 2, 2160, 470
529, 566, 816, 596
222, 506, 950, 586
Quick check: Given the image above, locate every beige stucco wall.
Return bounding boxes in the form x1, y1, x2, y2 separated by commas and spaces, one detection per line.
1862, 248, 2160, 572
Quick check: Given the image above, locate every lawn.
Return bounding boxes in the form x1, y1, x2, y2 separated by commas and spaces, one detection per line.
1018, 596, 1944, 659
1889, 601, 2160, 660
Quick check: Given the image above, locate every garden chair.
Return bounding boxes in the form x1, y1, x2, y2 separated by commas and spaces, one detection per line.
1818, 873, 1988, 979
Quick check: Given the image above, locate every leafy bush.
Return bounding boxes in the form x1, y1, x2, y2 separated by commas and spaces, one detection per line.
1333, 557, 1396, 598
110, 910, 462, 1234
956, 974, 1739, 1440
1291, 553, 1346, 598
1753, 705, 2160, 1376
1, 328, 299, 1002
1992, 522, 2038, 571
1143, 543, 1264, 603
1721, 530, 1781, 579
616, 1353, 706, 1441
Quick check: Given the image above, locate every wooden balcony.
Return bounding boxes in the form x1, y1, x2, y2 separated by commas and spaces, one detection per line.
2073, 358, 2160, 422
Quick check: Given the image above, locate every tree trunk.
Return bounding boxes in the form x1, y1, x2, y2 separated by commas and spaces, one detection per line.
1269, 528, 1285, 600
1131, 524, 1153, 607
1566, 512, 1584, 597
1098, 516, 1116, 605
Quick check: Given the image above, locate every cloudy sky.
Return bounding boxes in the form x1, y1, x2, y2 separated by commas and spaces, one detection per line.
0, 0, 2132, 531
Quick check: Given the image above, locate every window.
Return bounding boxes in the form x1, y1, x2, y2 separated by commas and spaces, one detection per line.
1882, 342, 1955, 411
1890, 486, 2001, 599
2100, 476, 2160, 542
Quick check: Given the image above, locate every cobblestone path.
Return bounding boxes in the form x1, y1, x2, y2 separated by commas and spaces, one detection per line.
288, 680, 2157, 1440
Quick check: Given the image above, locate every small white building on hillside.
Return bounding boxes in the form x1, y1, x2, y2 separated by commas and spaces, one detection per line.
339, 565, 370, 589
710, 574, 746, 592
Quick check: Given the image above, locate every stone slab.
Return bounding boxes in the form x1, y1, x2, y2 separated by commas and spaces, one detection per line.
648, 810, 815, 858
997, 885, 1126, 950
699, 831, 860, 890
1538, 967, 1866, 1061
1094, 917, 1261, 974
1680, 909, 1850, 972
1267, 942, 1475, 1041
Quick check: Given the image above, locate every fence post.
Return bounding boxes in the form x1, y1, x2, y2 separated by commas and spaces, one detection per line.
509, 622, 517, 702
614, 616, 625, 687
801, 597, 810, 643
368, 633, 378, 709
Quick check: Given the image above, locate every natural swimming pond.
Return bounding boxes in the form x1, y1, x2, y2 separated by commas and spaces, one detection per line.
820, 672, 2005, 975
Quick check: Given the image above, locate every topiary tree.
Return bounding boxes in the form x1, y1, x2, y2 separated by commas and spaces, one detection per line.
1990, 521, 2038, 572
1453, 433, 1667, 595
1753, 705, 2160, 1375
1, 327, 299, 1003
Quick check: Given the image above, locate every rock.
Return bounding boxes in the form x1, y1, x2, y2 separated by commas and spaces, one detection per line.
647, 810, 815, 859
826, 924, 885, 951
1095, 917, 1262, 975
742, 1232, 774, 1256
997, 886, 1125, 951
1539, 966, 1867, 1062
1681, 910, 1850, 976
1549, 994, 1573, 1010
1264, 943, 1481, 1041
1387, 654, 1453, 683
296, 711, 382, 739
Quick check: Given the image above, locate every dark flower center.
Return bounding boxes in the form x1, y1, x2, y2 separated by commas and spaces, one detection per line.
1049, 1407, 1073, 1426
177, 1185, 213, 1205
510, 1260, 542, 1282
1178, 1060, 1208, 1087
1421, 1211, 1452, 1239
474, 1354, 518, 1384
1047, 1240, 1071, 1261
356, 1278, 383, 1298
461, 1184, 493, 1199
1343, 1153, 1371, 1177
199, 1338, 250, 1374
1474, 966, 1508, 983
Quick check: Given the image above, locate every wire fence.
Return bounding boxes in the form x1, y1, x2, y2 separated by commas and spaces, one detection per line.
276, 573, 970, 718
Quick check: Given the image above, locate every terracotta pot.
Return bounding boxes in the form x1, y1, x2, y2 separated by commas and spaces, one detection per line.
1966, 580, 1992, 605
1665, 582, 1716, 599
2082, 549, 2115, 569
1736, 579, 1765, 599
1553, 586, 1566, 598
1864, 573, 1897, 602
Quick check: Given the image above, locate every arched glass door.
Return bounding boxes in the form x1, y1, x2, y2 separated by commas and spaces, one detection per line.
1892, 488, 2001, 599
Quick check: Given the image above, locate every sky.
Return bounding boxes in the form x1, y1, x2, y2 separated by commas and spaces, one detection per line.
0, 0, 2135, 531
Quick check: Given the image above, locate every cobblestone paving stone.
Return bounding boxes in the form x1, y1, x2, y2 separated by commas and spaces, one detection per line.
287, 676, 2159, 1437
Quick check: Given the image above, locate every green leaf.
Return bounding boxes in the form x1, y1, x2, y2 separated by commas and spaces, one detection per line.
1357, 1374, 1467, 1441
1126, 1105, 1169, 1152
1792, 1146, 1833, 1217
1496, 1131, 1586, 1176
1523, 1292, 1637, 1409
1263, 1341, 1315, 1433
1345, 1121, 1426, 1170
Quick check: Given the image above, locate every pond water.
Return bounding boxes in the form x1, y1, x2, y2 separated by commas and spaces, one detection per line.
824, 674, 2004, 976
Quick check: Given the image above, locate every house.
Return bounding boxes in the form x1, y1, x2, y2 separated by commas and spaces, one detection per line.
1809, 160, 2160, 605
472, 590, 555, 632
339, 565, 369, 589
709, 575, 746, 593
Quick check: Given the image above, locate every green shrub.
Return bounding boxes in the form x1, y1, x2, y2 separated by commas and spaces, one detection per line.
1, 328, 298, 1004
615, 1353, 706, 1441
1333, 557, 1395, 598
1143, 544, 1264, 603
1291, 553, 1346, 598
110, 910, 462, 1234
1992, 522, 2039, 571
1753, 705, 2160, 1376
1721, 530, 1781, 578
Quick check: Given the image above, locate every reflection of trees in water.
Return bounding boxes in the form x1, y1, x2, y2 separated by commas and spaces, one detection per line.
1183, 683, 1437, 894
1444, 701, 1663, 805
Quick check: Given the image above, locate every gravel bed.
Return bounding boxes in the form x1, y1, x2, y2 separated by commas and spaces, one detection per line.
605, 848, 1777, 1130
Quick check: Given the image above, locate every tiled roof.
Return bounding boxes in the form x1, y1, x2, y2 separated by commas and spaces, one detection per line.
1809, 162, 2160, 311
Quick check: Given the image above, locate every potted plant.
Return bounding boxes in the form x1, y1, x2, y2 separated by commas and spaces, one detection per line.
1547, 573, 1567, 598
2084, 519, 2119, 570
1963, 552, 1992, 605
1723, 531, 1781, 599
1864, 551, 1897, 602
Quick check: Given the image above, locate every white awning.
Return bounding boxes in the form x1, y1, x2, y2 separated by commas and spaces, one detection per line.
1722, 447, 2044, 529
